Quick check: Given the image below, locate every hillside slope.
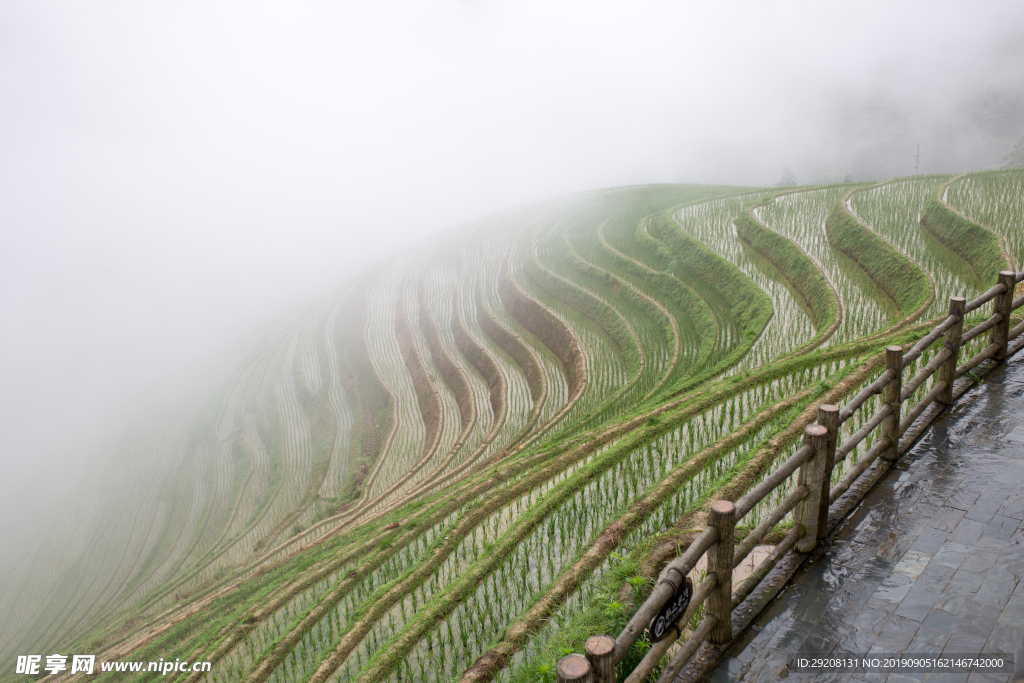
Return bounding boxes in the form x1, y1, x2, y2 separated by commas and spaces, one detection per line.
3, 173, 1023, 683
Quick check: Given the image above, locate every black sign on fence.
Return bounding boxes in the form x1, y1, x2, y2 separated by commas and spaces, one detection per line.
649, 576, 693, 643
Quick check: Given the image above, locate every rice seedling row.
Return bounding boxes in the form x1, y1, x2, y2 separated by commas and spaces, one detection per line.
588, 220, 711, 395
850, 176, 980, 319
523, 232, 634, 430
674, 193, 815, 370
555, 229, 678, 406
318, 291, 357, 500
753, 186, 891, 344
362, 260, 428, 500
945, 170, 1024, 271
478, 243, 569, 428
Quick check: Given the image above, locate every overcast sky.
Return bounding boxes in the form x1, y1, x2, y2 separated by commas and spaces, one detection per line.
2, 0, 1023, 537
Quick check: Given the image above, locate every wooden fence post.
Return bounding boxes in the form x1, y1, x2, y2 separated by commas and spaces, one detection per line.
557, 654, 592, 683
816, 405, 839, 538
707, 500, 735, 644
881, 346, 903, 461
796, 424, 828, 552
584, 636, 615, 683
992, 271, 1016, 361
938, 297, 966, 405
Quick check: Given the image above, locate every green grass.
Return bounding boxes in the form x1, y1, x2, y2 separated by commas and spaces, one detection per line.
734, 208, 838, 335
920, 191, 1006, 289
824, 202, 931, 317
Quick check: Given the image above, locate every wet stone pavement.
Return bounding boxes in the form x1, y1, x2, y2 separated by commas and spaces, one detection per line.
710, 355, 1024, 683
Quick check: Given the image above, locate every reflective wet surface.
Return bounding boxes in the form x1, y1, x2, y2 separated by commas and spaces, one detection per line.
710, 355, 1024, 682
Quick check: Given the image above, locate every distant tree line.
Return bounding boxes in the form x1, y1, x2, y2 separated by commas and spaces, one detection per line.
1005, 135, 1024, 169
776, 167, 797, 187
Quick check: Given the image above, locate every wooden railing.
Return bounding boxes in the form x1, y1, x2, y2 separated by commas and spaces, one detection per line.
558, 270, 1024, 683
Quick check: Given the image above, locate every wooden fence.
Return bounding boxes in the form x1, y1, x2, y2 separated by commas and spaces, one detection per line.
558, 270, 1024, 683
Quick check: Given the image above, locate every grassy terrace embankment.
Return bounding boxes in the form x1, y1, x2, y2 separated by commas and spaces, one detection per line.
332, 278, 394, 507
498, 254, 588, 403
559, 232, 680, 407
645, 211, 773, 371
921, 179, 1007, 288
945, 170, 1024, 271
417, 283, 477, 451
522, 240, 642, 381
450, 278, 508, 442
734, 203, 838, 342
82, 286, 387, 645
474, 277, 546, 421
394, 284, 445, 465
595, 220, 717, 394
825, 200, 931, 318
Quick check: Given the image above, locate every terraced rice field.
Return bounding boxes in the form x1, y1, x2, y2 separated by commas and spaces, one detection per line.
3, 172, 1022, 683
849, 176, 975, 319
946, 170, 1024, 271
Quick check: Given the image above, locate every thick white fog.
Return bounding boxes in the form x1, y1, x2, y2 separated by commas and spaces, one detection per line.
1, 0, 1023, 552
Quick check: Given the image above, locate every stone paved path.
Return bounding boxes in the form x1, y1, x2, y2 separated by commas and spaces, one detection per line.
711, 355, 1024, 682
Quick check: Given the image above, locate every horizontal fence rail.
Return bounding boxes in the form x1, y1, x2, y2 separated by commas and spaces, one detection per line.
559, 270, 1024, 683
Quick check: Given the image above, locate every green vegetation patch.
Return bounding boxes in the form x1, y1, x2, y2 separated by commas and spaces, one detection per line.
647, 212, 773, 348
825, 202, 931, 317
920, 192, 1004, 289
522, 252, 643, 376
734, 209, 838, 335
